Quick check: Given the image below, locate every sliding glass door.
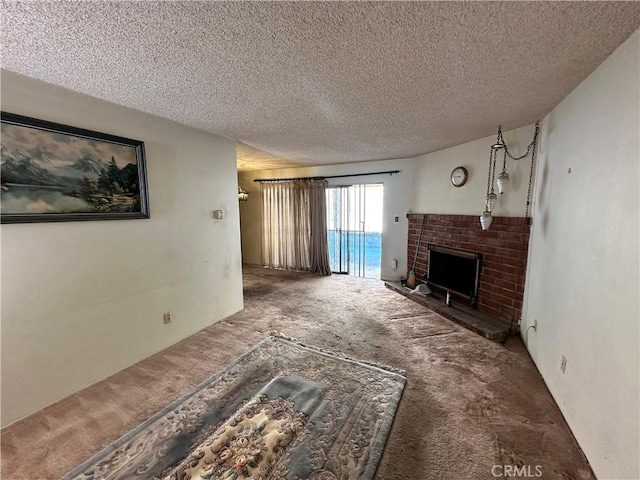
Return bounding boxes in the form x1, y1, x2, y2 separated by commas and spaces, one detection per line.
326, 184, 383, 278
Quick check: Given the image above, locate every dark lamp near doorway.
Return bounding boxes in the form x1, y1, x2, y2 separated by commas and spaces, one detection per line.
238, 186, 250, 202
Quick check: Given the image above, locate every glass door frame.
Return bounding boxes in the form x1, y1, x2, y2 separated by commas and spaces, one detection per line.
326, 183, 382, 278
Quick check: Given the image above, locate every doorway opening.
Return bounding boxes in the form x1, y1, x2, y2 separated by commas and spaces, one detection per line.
326, 184, 383, 278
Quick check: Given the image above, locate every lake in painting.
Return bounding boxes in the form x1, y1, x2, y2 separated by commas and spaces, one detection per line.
1, 186, 92, 214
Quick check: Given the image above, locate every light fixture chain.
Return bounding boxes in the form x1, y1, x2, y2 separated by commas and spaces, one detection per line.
490, 149, 497, 193
501, 122, 539, 162
485, 141, 494, 202
525, 122, 540, 217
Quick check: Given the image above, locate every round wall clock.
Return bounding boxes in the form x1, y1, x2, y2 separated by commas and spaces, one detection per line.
450, 166, 468, 187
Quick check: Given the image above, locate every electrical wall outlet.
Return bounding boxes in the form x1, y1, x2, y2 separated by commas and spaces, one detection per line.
534, 319, 538, 331
163, 312, 172, 324
392, 259, 398, 269
561, 356, 567, 374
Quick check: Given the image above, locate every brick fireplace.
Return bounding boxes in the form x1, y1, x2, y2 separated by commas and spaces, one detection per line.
407, 213, 530, 325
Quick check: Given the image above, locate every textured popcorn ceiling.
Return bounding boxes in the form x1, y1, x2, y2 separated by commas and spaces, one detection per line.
1, 2, 638, 171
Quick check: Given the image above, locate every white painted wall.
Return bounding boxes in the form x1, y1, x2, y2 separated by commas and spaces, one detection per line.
239, 158, 414, 281
0, 71, 244, 427
411, 124, 538, 217
522, 31, 639, 479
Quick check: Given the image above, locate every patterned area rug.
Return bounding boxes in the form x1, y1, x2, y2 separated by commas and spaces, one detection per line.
62, 336, 406, 480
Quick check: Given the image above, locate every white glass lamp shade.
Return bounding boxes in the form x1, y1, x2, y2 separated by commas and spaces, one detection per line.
496, 171, 510, 195
486, 192, 497, 212
238, 187, 250, 201
480, 210, 493, 231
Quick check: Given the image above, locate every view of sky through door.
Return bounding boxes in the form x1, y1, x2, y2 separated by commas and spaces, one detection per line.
326, 184, 383, 278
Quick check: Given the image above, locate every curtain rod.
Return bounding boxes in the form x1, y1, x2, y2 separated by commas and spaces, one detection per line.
253, 170, 400, 183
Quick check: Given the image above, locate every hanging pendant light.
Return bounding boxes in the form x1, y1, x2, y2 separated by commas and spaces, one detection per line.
496, 148, 509, 195
486, 192, 498, 212
496, 171, 510, 195
480, 122, 540, 228
481, 137, 499, 230
480, 209, 493, 230
487, 145, 500, 211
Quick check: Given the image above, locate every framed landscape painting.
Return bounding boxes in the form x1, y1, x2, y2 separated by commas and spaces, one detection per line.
1, 112, 149, 224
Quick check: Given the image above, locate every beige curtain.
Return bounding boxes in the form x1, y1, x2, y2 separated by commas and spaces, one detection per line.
308, 181, 331, 275
261, 180, 331, 275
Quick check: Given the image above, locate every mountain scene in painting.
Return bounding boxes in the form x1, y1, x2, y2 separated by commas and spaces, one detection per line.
1, 122, 141, 215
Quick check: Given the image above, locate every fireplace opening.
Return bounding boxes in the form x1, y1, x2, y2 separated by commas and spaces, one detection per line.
426, 244, 482, 305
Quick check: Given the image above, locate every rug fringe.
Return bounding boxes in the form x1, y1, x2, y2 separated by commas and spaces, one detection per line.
268, 331, 407, 377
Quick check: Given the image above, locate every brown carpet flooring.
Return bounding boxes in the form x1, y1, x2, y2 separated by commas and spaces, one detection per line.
1, 266, 594, 479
